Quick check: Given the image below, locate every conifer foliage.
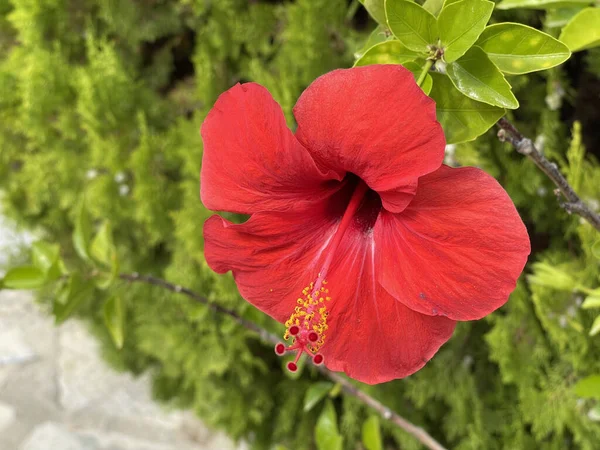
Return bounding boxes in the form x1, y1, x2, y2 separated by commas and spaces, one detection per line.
1, 0, 600, 449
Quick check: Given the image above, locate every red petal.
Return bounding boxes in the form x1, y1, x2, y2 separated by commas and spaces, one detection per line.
201, 83, 339, 214
375, 165, 531, 321
293, 65, 445, 213
203, 200, 344, 322
322, 231, 456, 384
204, 185, 456, 384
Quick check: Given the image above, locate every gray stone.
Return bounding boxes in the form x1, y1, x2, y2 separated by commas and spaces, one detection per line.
20, 422, 89, 450
0, 401, 16, 432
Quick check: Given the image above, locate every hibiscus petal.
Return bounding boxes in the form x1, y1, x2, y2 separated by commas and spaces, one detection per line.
322, 231, 456, 385
375, 165, 531, 321
203, 196, 346, 322
204, 185, 456, 384
293, 65, 445, 213
201, 82, 339, 214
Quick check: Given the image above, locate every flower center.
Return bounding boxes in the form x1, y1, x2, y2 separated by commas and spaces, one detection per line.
274, 179, 371, 371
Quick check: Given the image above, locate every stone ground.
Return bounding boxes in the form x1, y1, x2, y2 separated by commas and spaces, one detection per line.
0, 216, 245, 450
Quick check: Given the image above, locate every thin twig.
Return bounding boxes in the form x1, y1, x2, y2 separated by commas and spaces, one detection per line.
496, 117, 600, 232
119, 272, 448, 450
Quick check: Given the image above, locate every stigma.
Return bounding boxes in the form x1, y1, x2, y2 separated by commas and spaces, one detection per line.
274, 280, 330, 371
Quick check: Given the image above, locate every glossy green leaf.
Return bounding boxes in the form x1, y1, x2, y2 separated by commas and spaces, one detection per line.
354, 41, 420, 66
362, 416, 383, 450
104, 295, 125, 349
591, 315, 600, 337
447, 46, 518, 108
497, 0, 590, 10
53, 273, 94, 324
359, 0, 387, 25
582, 292, 600, 309
304, 382, 334, 412
2, 266, 46, 289
404, 61, 433, 94
386, 0, 438, 53
73, 199, 92, 262
423, 0, 445, 15
546, 6, 587, 28
477, 23, 570, 74
559, 8, 600, 52
355, 26, 394, 59
574, 375, 600, 398
315, 400, 343, 450
430, 72, 505, 144
438, 0, 494, 63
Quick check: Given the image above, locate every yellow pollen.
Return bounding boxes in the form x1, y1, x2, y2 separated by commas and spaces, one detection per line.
283, 281, 332, 353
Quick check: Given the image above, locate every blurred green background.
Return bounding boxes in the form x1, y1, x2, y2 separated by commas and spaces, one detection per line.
1, 0, 600, 449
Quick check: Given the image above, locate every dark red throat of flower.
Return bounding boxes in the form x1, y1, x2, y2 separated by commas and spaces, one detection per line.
274, 179, 372, 371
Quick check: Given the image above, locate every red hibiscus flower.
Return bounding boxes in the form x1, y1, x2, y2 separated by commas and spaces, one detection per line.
201, 65, 530, 385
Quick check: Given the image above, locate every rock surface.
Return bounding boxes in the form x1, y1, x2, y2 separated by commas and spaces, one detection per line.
0, 217, 245, 450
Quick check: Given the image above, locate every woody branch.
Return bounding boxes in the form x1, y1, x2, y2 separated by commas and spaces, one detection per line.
119, 272, 448, 450
496, 117, 600, 232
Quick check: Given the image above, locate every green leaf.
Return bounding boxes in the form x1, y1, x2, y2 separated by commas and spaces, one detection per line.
104, 295, 125, 349
447, 46, 518, 108
53, 273, 94, 324
582, 291, 600, 309
559, 8, 600, 52
423, 0, 445, 15
438, 0, 494, 63
477, 23, 570, 74
354, 41, 420, 66
90, 222, 114, 266
546, 6, 587, 28
497, 0, 590, 10
362, 416, 383, 450
315, 400, 343, 450
404, 61, 434, 94
90, 221, 119, 289
304, 382, 334, 412
359, 0, 387, 25
574, 375, 600, 399
2, 266, 46, 289
590, 315, 600, 337
31, 241, 65, 282
592, 240, 600, 259
32, 242, 59, 272
386, 0, 438, 53
355, 26, 394, 59
429, 72, 505, 144
73, 198, 92, 262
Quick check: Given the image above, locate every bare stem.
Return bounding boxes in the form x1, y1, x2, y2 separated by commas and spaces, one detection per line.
119, 272, 448, 450
497, 117, 600, 232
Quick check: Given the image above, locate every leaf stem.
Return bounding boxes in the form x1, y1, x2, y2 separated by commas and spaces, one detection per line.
416, 59, 434, 87
497, 118, 600, 232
